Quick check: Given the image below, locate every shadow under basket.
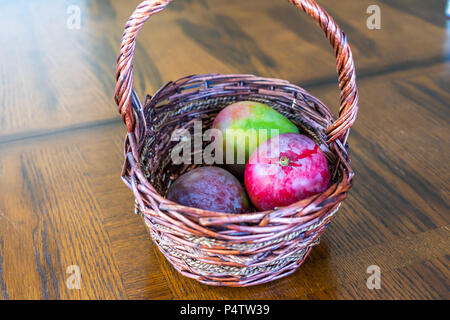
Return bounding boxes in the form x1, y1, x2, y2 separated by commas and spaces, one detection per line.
115, 0, 358, 287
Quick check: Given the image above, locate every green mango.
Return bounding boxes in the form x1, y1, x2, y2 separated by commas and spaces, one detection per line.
212, 101, 299, 176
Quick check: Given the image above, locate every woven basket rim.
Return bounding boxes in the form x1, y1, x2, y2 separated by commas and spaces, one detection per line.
132, 72, 352, 221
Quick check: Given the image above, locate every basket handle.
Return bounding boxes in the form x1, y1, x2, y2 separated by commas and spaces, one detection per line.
115, 0, 358, 143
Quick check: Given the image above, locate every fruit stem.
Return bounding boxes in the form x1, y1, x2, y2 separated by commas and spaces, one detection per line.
279, 156, 290, 166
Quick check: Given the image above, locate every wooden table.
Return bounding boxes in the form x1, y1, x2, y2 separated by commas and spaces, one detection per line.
0, 0, 448, 300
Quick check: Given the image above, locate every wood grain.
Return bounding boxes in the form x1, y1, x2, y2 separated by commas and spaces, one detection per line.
0, 0, 449, 299
1, 0, 448, 142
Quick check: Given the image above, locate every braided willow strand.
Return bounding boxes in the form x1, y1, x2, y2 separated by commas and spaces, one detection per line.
287, 0, 358, 143
115, 0, 173, 132
114, 0, 358, 143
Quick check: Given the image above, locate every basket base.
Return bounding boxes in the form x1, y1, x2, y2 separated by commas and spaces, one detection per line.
140, 202, 340, 287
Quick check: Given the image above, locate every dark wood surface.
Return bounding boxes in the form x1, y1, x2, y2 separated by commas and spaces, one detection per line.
0, 0, 448, 299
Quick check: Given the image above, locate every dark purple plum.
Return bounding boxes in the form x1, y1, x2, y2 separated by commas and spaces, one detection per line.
167, 166, 250, 213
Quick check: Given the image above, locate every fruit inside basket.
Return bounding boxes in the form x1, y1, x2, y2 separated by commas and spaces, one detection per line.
114, 0, 358, 287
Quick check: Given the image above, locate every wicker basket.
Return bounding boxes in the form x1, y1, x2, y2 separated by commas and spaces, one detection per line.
114, 0, 358, 287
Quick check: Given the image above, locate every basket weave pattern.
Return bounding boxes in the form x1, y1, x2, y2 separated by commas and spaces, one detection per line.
114, 0, 358, 287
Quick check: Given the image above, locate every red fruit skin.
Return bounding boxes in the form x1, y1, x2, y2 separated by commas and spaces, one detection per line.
167, 166, 250, 214
244, 133, 330, 211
